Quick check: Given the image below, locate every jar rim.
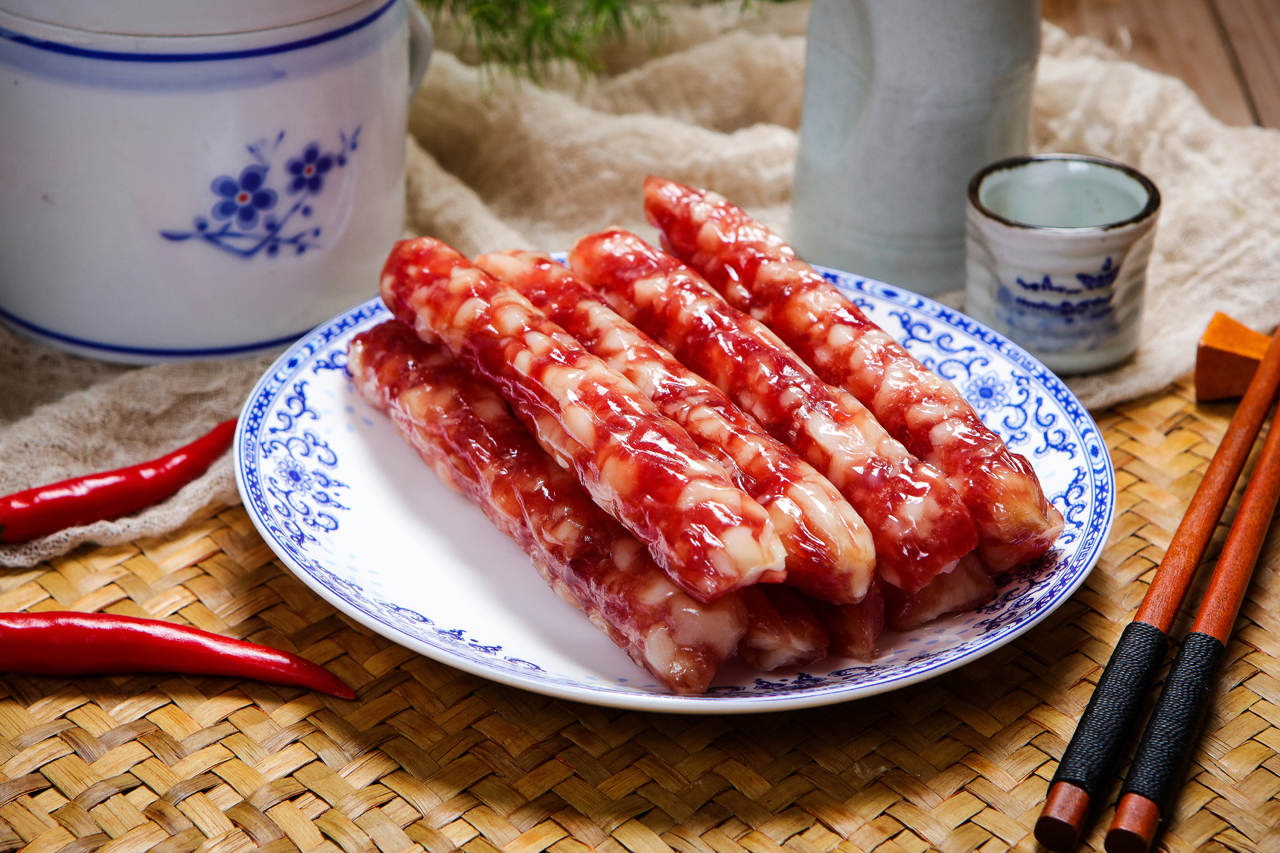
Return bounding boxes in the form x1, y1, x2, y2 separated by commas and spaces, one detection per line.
0, 0, 377, 37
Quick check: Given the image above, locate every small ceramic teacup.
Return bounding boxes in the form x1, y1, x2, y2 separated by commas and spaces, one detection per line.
0, 0, 433, 363
963, 154, 1160, 374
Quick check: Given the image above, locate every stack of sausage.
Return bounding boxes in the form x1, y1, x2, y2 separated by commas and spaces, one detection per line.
348, 178, 1065, 695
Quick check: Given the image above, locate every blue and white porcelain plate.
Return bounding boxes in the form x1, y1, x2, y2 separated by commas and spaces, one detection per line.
234, 266, 1114, 713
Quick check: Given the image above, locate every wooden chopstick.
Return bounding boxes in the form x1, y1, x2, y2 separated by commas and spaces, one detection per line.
1035, 330, 1280, 851
1105, 385, 1280, 853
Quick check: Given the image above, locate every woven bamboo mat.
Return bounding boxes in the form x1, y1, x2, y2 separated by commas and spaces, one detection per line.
1, 373, 1278, 853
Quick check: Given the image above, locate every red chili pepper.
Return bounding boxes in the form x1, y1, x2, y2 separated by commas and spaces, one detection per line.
0, 418, 237, 544
0, 612, 356, 699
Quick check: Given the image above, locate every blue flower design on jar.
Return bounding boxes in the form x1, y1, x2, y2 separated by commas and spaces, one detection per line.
287, 144, 335, 195
162, 127, 361, 260
964, 373, 1009, 412
210, 165, 278, 230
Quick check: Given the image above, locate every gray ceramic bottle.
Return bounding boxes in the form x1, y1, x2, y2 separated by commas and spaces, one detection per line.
790, 0, 1041, 296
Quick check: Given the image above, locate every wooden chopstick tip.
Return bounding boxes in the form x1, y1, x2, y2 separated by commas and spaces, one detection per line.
1035, 781, 1091, 851
1105, 793, 1161, 853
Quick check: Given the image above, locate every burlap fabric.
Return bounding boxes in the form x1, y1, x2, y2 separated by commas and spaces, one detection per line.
2, 8, 1278, 567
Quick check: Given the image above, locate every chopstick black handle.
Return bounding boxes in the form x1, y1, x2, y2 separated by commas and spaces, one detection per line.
1119, 631, 1226, 818
1051, 621, 1169, 806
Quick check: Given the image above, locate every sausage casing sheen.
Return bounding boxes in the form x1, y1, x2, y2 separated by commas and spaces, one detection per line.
643, 177, 1063, 572
380, 237, 787, 603
348, 320, 748, 694
570, 229, 979, 593
475, 249, 876, 605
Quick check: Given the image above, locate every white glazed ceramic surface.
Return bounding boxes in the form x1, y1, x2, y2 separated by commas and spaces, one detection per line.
964, 155, 1160, 375
790, 0, 1041, 296
0, 0, 431, 362
234, 266, 1114, 714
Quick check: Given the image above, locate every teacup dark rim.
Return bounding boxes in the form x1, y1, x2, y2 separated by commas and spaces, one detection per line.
968, 153, 1162, 232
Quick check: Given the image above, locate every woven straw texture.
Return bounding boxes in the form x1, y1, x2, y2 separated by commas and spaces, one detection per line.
1, 373, 1277, 853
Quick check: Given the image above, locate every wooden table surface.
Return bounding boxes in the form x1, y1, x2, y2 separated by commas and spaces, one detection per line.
1045, 0, 1280, 129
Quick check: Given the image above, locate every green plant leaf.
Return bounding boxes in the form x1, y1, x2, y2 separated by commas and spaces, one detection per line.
419, 0, 665, 80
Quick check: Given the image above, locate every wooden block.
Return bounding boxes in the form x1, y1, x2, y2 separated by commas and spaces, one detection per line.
1195, 312, 1273, 401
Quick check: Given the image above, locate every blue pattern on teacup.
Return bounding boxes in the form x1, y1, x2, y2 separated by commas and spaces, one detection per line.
999, 257, 1122, 338
1016, 257, 1120, 295
236, 266, 1113, 707
1075, 257, 1121, 291
162, 128, 360, 259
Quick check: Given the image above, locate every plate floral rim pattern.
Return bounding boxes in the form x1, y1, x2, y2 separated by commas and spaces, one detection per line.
234, 266, 1114, 713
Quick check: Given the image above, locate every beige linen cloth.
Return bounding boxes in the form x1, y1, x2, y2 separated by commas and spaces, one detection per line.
2, 11, 1278, 568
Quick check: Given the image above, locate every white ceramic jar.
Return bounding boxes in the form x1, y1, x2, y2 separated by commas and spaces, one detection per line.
790, 0, 1040, 296
0, 0, 432, 362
